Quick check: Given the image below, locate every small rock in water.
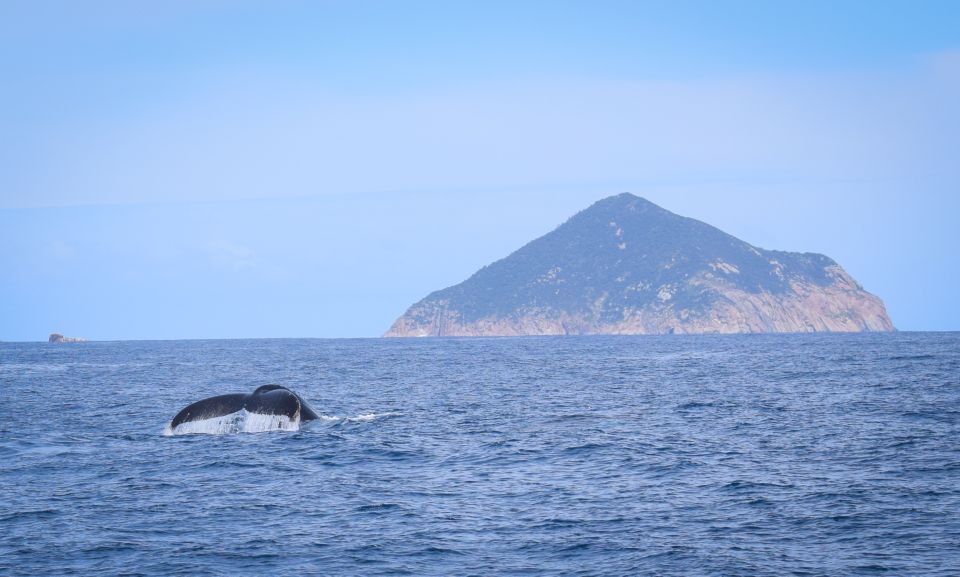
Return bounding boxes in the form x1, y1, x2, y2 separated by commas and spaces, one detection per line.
48, 333, 86, 343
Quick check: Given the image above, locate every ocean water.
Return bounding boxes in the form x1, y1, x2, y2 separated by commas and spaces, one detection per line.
1, 333, 958, 576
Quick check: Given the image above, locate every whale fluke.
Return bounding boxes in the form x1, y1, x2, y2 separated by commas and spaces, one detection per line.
169, 385, 319, 430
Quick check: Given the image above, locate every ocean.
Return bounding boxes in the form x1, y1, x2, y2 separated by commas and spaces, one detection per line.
1, 333, 958, 576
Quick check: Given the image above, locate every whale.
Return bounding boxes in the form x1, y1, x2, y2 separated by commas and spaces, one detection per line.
169, 384, 319, 430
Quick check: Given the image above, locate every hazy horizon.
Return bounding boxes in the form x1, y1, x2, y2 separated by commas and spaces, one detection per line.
2, 1, 958, 340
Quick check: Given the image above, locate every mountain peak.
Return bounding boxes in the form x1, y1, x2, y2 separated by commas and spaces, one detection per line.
386, 195, 893, 336
588, 192, 661, 213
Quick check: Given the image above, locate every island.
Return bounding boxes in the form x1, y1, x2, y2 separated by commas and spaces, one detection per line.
385, 193, 894, 337
48, 333, 87, 343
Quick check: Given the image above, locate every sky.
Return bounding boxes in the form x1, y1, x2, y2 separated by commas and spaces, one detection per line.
1, 0, 959, 340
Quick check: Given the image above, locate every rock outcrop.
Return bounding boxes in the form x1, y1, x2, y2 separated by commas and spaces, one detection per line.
385, 193, 894, 337
48, 333, 87, 343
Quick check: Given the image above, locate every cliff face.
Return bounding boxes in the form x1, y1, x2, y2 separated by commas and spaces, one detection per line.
385, 194, 894, 337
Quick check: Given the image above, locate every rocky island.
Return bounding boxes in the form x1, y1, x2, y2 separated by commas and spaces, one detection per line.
385, 193, 894, 337
49, 333, 87, 343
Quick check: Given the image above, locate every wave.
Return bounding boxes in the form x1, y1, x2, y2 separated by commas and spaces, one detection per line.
163, 409, 300, 436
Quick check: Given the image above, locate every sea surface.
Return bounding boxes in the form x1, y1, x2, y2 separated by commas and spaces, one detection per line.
1, 333, 958, 576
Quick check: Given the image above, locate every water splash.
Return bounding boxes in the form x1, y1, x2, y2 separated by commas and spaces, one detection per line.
318, 412, 402, 423
162, 410, 400, 435
163, 409, 299, 436
345, 412, 401, 423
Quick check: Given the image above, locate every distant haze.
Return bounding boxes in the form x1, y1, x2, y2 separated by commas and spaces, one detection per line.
1, 1, 958, 339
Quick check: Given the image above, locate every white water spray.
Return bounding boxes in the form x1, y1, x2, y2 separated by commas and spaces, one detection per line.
163, 409, 300, 436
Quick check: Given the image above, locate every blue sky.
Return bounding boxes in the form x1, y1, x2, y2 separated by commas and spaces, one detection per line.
2, 1, 958, 340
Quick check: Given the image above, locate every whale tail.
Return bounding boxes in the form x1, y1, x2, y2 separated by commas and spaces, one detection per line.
169, 385, 319, 431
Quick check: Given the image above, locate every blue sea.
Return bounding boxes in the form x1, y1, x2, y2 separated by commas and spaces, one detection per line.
2, 333, 959, 576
